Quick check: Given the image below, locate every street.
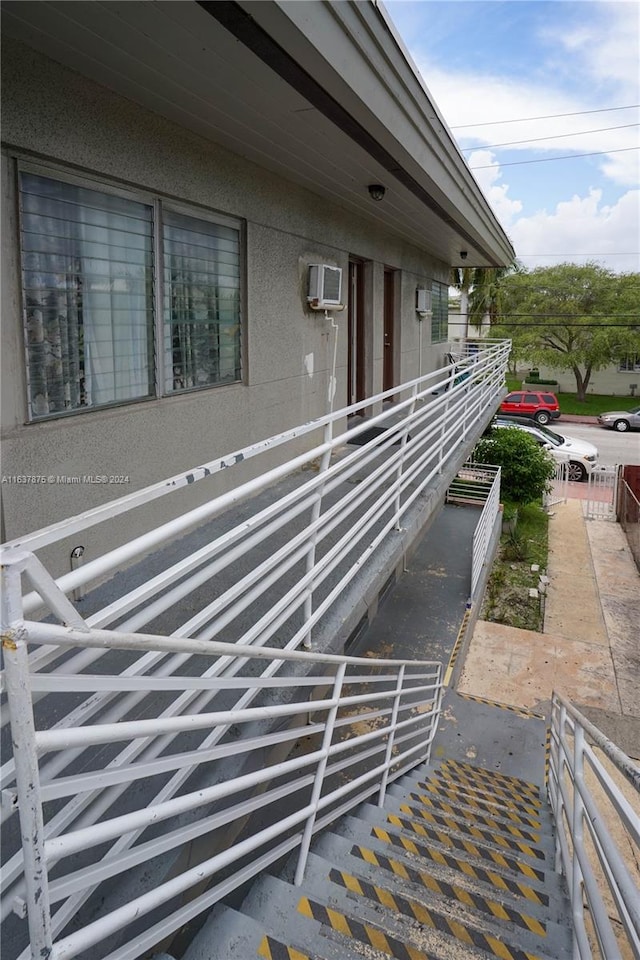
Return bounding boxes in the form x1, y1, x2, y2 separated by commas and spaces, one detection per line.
554, 421, 640, 467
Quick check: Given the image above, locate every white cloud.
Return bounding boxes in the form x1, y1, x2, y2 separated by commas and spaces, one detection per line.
466, 150, 522, 226
409, 0, 640, 190
554, 2, 640, 92
390, 1, 639, 271
508, 187, 640, 273
420, 63, 639, 187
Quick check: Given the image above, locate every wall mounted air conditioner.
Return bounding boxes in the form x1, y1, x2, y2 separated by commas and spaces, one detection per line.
307, 264, 343, 309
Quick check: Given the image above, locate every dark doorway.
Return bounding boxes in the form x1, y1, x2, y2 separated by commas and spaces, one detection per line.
383, 268, 396, 395
348, 259, 365, 407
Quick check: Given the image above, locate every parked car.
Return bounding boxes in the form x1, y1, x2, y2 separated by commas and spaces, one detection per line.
499, 390, 560, 424
490, 417, 599, 482
597, 405, 640, 432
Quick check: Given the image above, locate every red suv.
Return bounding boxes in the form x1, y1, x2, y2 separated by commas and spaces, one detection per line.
499, 391, 560, 425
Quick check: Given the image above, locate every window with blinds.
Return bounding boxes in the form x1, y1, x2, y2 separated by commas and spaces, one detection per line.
430, 280, 449, 343
163, 209, 241, 392
19, 169, 242, 420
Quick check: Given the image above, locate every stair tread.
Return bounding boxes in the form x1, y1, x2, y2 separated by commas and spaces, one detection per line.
440, 761, 544, 796
386, 786, 549, 835
363, 801, 554, 866
388, 797, 553, 851
183, 902, 360, 960
331, 812, 566, 896
406, 774, 547, 816
243, 868, 571, 960
304, 841, 572, 942
392, 777, 549, 822
311, 830, 569, 925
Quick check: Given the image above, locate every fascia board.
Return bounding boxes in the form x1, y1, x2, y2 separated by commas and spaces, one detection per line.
236, 0, 514, 264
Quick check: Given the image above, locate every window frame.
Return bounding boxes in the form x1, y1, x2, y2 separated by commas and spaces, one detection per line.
17, 159, 244, 423
430, 280, 448, 344
618, 354, 640, 373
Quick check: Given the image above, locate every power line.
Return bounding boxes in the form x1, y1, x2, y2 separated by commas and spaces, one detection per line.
451, 104, 640, 129
448, 313, 640, 321
460, 123, 638, 152
470, 146, 639, 168
448, 320, 640, 328
516, 253, 639, 257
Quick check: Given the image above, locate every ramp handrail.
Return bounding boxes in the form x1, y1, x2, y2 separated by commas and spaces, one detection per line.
2, 619, 443, 960
548, 691, 640, 960
1, 338, 509, 960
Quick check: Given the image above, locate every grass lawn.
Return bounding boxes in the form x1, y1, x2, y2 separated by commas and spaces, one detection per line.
481, 501, 548, 632
505, 378, 639, 416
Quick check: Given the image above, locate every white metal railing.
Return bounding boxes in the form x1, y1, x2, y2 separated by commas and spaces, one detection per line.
548, 692, 640, 960
446, 461, 501, 598
1, 615, 444, 960
586, 464, 620, 520
544, 458, 569, 509
1, 338, 510, 960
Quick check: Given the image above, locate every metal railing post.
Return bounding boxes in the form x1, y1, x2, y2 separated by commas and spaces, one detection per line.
302, 422, 334, 649
394, 386, 418, 528
570, 719, 586, 960
294, 662, 347, 885
377, 664, 405, 806
2, 555, 53, 958
548, 699, 563, 875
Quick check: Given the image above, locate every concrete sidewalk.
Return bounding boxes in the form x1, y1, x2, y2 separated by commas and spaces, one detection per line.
458, 498, 640, 759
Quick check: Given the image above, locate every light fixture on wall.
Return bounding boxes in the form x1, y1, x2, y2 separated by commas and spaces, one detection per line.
368, 184, 386, 201
460, 250, 468, 260
415, 287, 432, 320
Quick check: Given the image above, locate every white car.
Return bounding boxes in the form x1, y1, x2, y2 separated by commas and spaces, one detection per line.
491, 417, 599, 482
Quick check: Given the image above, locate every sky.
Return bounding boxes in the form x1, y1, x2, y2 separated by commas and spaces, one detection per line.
384, 0, 640, 274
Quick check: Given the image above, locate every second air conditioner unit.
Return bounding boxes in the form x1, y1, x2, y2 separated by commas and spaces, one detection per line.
307, 264, 344, 309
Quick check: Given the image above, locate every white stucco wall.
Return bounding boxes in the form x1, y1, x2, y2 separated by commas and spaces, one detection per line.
527, 365, 640, 397
1, 39, 451, 573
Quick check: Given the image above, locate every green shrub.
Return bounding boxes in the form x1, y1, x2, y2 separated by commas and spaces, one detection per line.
474, 428, 556, 504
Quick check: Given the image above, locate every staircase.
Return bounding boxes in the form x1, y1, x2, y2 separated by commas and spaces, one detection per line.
184, 757, 572, 960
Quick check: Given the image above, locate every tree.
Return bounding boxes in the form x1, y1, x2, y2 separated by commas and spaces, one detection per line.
495, 263, 640, 401
451, 264, 518, 337
474, 428, 556, 504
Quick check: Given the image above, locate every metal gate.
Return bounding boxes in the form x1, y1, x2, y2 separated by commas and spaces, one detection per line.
586, 464, 619, 520
544, 459, 569, 508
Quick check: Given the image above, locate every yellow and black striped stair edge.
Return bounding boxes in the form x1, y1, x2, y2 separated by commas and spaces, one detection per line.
443, 607, 471, 685
392, 807, 545, 860
438, 767, 542, 801
337, 854, 547, 934
353, 842, 550, 907
298, 893, 546, 960
457, 692, 545, 720
377, 819, 546, 879
544, 727, 551, 786
420, 775, 542, 816
432, 768, 543, 809
413, 780, 543, 823
442, 760, 541, 796
406, 790, 542, 829
258, 935, 316, 960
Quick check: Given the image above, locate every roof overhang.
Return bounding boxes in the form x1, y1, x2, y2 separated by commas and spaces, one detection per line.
1, 0, 515, 268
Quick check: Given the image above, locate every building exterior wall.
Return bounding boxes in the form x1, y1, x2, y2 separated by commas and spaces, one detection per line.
528, 364, 640, 397
1, 40, 452, 570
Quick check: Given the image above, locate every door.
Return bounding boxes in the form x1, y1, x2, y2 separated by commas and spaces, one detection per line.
383, 268, 396, 395
347, 259, 365, 408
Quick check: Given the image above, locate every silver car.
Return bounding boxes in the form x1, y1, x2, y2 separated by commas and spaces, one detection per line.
597, 405, 640, 432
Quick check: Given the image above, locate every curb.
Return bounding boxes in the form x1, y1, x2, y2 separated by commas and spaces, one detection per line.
559, 415, 599, 424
